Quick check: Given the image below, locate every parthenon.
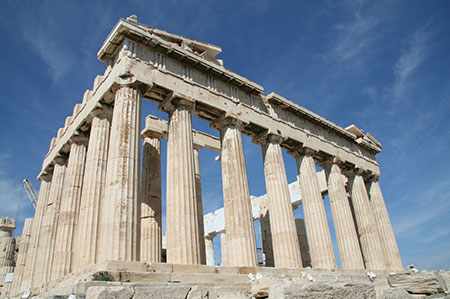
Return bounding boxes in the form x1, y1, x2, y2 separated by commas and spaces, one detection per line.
2, 15, 419, 298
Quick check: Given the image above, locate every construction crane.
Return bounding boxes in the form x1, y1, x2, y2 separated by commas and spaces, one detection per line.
23, 179, 38, 209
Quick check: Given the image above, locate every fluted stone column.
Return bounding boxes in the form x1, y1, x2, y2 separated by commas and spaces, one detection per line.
194, 145, 206, 265
140, 136, 162, 263
0, 217, 16, 296
220, 233, 229, 266
368, 178, 403, 270
21, 178, 51, 291
97, 85, 141, 262
33, 160, 66, 287
205, 236, 215, 266
295, 219, 312, 268
261, 135, 302, 268
218, 118, 257, 267
52, 136, 88, 279
295, 149, 336, 269
349, 169, 386, 270
165, 98, 201, 264
9, 218, 32, 297
73, 108, 112, 271
324, 160, 364, 269
259, 208, 274, 267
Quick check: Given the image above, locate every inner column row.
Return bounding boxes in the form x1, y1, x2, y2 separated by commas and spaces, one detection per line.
142, 101, 402, 271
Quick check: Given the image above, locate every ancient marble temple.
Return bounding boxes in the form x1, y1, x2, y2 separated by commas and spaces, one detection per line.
4, 15, 403, 298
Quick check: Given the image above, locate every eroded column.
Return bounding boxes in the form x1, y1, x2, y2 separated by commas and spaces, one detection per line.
367, 177, 403, 270
218, 118, 257, 267
9, 218, 32, 297
21, 177, 51, 291
295, 149, 336, 269
205, 236, 215, 266
73, 107, 112, 271
0, 217, 16, 297
33, 160, 66, 287
220, 233, 229, 266
349, 169, 386, 270
194, 145, 206, 265
165, 99, 201, 264
324, 160, 364, 269
52, 136, 88, 279
259, 207, 274, 267
261, 135, 302, 268
97, 84, 141, 262
140, 136, 162, 263
295, 218, 311, 268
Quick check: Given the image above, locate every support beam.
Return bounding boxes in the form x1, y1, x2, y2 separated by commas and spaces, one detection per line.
73, 108, 112, 271
260, 134, 302, 268
9, 218, 32, 296
34, 161, 66, 287
295, 219, 311, 268
220, 233, 229, 266
348, 170, 386, 270
194, 145, 207, 264
367, 178, 402, 270
52, 137, 88, 279
294, 149, 336, 269
215, 117, 258, 267
324, 160, 364, 269
0, 217, 16, 297
21, 178, 51, 292
205, 236, 215, 266
163, 98, 201, 265
259, 208, 274, 267
140, 136, 162, 263
97, 84, 141, 262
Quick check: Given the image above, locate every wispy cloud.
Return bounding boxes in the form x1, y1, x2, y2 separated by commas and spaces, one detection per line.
23, 28, 70, 84
332, 12, 378, 63
419, 226, 450, 244
391, 21, 434, 105
393, 178, 450, 236
321, 1, 383, 66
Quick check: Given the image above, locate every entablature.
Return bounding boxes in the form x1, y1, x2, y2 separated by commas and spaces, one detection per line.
97, 17, 263, 96
127, 55, 380, 175
39, 19, 383, 179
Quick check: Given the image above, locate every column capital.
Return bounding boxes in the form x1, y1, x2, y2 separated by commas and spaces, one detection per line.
54, 154, 68, 166
193, 144, 203, 151
288, 146, 318, 159
345, 166, 372, 179
252, 131, 284, 146
38, 171, 53, 183
69, 133, 89, 146
210, 114, 247, 131
142, 131, 164, 140
113, 75, 137, 89
366, 173, 380, 183
90, 105, 113, 120
159, 92, 195, 114
319, 156, 345, 171
205, 232, 217, 240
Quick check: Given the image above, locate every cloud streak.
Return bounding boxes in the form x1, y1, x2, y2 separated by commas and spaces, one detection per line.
393, 178, 450, 236
331, 9, 379, 64
23, 29, 70, 84
391, 21, 434, 105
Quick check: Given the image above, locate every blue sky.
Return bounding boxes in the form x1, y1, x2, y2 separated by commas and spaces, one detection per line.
1, 0, 449, 270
